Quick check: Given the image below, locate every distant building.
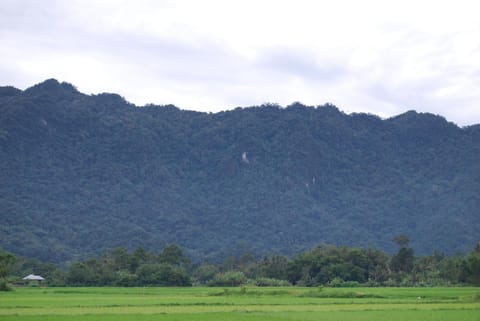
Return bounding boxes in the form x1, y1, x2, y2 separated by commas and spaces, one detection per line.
22, 274, 45, 285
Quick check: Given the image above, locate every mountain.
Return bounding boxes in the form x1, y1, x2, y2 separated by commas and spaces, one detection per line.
1, 79, 479, 263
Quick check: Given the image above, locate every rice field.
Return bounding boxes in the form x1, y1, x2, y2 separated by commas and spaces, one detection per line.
1, 286, 479, 321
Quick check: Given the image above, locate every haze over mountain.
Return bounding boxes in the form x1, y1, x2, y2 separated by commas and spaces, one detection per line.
1, 79, 479, 263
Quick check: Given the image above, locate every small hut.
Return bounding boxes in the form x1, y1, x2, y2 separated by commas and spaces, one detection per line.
22, 274, 45, 286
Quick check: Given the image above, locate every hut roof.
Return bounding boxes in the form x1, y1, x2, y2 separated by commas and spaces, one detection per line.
22, 274, 45, 281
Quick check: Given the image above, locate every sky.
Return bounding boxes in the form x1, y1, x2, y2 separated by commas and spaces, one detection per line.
1, 0, 479, 126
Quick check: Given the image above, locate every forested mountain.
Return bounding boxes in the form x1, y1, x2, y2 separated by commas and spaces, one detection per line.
1, 79, 479, 263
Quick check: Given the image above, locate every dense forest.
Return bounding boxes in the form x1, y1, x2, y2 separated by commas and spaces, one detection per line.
1, 79, 479, 264
1, 240, 480, 289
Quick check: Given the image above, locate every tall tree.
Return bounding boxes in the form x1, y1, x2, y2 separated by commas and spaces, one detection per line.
391, 235, 415, 273
462, 243, 480, 285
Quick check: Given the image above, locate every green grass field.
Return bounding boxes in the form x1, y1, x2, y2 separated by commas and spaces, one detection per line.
1, 287, 479, 321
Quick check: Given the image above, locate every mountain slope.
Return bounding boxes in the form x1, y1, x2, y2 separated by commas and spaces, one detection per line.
1, 79, 479, 263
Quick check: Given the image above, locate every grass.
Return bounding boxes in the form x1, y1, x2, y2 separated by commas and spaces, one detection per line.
0, 286, 479, 320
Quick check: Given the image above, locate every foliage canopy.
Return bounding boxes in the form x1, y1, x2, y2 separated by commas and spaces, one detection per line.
1, 79, 479, 263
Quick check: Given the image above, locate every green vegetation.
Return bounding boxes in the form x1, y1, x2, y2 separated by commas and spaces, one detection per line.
0, 251, 15, 291
0, 287, 478, 321
1, 79, 479, 264
3, 242, 480, 289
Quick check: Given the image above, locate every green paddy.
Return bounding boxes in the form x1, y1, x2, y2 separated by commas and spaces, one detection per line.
1, 287, 478, 320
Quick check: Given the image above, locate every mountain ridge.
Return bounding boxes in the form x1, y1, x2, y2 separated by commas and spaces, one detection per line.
1, 79, 479, 263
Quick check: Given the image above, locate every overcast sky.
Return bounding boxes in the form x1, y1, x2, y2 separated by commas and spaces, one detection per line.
1, 0, 479, 126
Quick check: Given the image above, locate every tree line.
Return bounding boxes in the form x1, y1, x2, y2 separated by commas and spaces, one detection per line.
2, 237, 479, 289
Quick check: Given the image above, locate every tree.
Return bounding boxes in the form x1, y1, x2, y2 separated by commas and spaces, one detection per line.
0, 251, 15, 291
65, 262, 97, 286
108, 247, 131, 271
159, 245, 189, 266
193, 264, 217, 285
391, 235, 414, 273
130, 247, 148, 272
462, 243, 480, 285
136, 263, 191, 286
259, 255, 289, 280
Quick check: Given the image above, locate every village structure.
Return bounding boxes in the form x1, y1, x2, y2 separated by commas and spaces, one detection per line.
22, 274, 45, 286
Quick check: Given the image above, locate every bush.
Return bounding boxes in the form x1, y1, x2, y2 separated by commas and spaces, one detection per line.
0, 279, 13, 291
328, 277, 360, 288
208, 271, 247, 287
254, 277, 291, 287
114, 271, 137, 287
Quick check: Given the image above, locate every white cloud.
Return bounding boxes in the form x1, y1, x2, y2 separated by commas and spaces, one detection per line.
1, 0, 479, 125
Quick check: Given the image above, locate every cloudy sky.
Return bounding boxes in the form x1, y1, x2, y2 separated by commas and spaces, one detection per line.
1, 0, 479, 126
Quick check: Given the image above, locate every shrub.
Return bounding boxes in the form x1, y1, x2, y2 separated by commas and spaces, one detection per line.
255, 277, 291, 287
0, 279, 13, 291
208, 271, 247, 286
